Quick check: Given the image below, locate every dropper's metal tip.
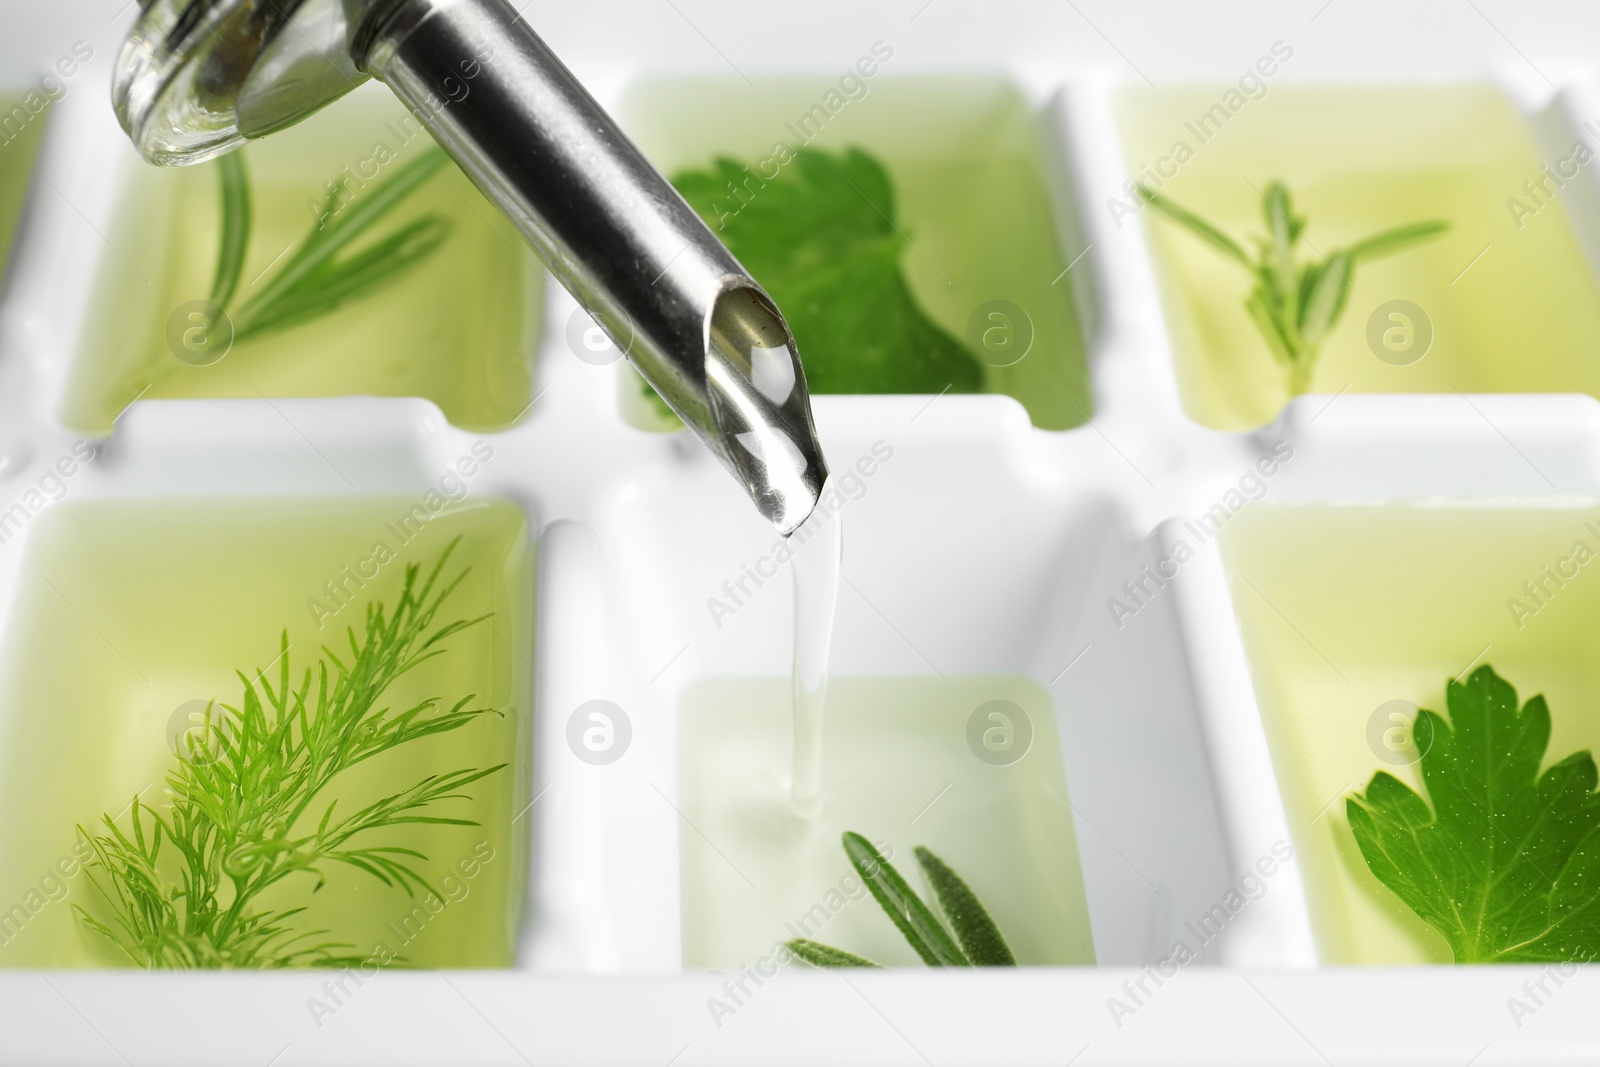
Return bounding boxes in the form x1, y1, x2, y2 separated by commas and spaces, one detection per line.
704, 286, 827, 535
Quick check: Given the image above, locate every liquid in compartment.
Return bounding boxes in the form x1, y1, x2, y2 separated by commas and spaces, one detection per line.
677, 675, 1095, 968
621, 78, 1093, 430
1221, 502, 1600, 963
1117, 85, 1600, 429
0, 495, 531, 967
62, 88, 542, 435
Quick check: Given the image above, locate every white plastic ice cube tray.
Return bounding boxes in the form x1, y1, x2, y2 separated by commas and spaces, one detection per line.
3, 1, 1600, 1064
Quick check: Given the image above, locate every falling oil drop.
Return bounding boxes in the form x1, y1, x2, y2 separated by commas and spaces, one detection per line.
786, 500, 842, 819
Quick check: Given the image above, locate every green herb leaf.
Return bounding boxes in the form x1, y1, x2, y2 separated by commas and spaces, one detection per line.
248, 147, 451, 311
1137, 184, 1252, 267
1296, 251, 1352, 349
843, 832, 969, 966
1261, 181, 1303, 251
914, 846, 1016, 965
1244, 285, 1295, 367
225, 146, 454, 345
786, 939, 882, 968
764, 832, 1017, 969
1260, 182, 1302, 329
1347, 665, 1600, 963
1345, 220, 1451, 263
1136, 179, 1446, 397
210, 151, 251, 310
672, 148, 983, 395
76, 541, 503, 968
234, 215, 453, 342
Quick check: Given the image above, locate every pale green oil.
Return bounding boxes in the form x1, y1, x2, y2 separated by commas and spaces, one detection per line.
62, 88, 543, 435
0, 496, 531, 967
622, 79, 1093, 431
676, 675, 1096, 968
0, 96, 45, 284
1118, 86, 1600, 430
1220, 503, 1600, 963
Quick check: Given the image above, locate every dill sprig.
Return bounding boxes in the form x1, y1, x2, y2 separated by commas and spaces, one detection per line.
213, 146, 454, 344
74, 542, 504, 969
1137, 180, 1447, 395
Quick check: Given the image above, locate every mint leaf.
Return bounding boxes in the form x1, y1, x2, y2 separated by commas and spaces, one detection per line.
672, 148, 983, 395
1347, 665, 1600, 962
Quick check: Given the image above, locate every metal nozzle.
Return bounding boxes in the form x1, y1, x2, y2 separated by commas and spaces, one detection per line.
112, 0, 828, 533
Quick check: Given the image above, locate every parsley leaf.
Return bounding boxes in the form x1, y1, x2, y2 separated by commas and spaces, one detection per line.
1347, 664, 1600, 962
672, 148, 983, 395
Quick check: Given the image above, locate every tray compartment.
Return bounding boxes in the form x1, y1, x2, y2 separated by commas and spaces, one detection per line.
1116, 83, 1600, 430
526, 404, 1237, 970
1219, 500, 1600, 964
0, 492, 532, 968
618, 77, 1095, 431
56, 86, 543, 437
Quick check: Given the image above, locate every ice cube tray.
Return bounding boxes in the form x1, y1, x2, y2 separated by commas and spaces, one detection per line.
2, 1, 1600, 1064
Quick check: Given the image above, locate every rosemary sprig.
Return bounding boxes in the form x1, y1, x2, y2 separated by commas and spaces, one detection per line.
210, 146, 455, 345
1136, 181, 1448, 395
786, 832, 1016, 968
74, 542, 504, 969
209, 151, 250, 310
915, 844, 1015, 965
